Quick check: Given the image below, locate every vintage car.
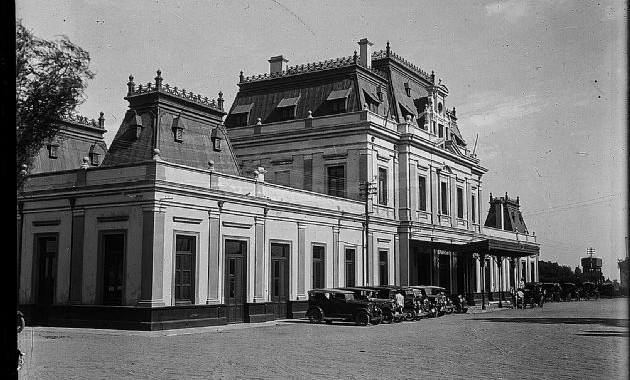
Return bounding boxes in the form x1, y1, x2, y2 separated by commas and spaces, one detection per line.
524, 282, 545, 307
541, 282, 562, 302
306, 288, 382, 326
370, 285, 431, 321
353, 286, 404, 323
445, 293, 469, 313
409, 285, 447, 317
580, 282, 599, 300
560, 282, 577, 301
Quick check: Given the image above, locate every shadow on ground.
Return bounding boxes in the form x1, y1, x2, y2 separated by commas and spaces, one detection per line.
473, 317, 628, 329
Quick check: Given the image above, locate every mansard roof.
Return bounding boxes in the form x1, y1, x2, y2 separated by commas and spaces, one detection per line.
102, 71, 240, 175
225, 41, 467, 147
29, 112, 108, 175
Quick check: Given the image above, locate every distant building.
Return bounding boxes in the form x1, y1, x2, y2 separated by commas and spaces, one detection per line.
619, 257, 629, 294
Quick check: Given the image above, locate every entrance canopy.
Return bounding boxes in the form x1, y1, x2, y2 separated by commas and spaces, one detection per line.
413, 238, 539, 258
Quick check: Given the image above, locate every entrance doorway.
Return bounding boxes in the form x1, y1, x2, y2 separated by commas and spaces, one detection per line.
270, 243, 289, 319
36, 235, 58, 304
102, 233, 125, 305
225, 239, 247, 323
438, 253, 451, 292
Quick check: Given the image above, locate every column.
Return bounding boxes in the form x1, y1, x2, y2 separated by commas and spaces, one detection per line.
253, 215, 266, 302
398, 226, 410, 286
394, 234, 400, 285
137, 203, 166, 307
398, 147, 410, 221
297, 223, 306, 300
332, 226, 340, 287
450, 176, 457, 227
474, 255, 481, 292
430, 167, 439, 224
69, 207, 85, 304
496, 256, 503, 308
206, 207, 221, 304
479, 253, 486, 310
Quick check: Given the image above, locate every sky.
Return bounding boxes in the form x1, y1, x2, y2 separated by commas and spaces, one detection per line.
16, 0, 628, 280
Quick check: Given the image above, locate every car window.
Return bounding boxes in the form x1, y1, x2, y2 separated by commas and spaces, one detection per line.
345, 294, 355, 301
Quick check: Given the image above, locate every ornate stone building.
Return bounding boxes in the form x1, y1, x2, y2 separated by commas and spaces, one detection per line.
17, 39, 540, 330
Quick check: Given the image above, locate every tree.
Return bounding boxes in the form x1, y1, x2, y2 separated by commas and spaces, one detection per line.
16, 19, 94, 188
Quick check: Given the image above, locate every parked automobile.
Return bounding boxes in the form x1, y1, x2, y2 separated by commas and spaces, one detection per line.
371, 285, 432, 321
354, 286, 404, 323
524, 282, 545, 307
306, 289, 382, 326
339, 287, 401, 323
447, 293, 469, 313
541, 282, 561, 302
560, 282, 577, 301
409, 285, 447, 317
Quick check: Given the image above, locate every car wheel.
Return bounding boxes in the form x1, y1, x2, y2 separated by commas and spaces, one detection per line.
381, 309, 393, 324
355, 312, 370, 326
308, 308, 323, 324
403, 308, 416, 321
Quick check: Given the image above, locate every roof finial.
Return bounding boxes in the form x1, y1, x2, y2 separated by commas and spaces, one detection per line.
386, 40, 391, 57
127, 75, 135, 96
217, 91, 224, 110
98, 112, 105, 129
239, 71, 244, 83
155, 69, 163, 89
353, 50, 358, 64
430, 70, 435, 83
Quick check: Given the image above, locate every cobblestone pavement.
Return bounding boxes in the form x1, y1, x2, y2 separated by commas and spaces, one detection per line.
18, 298, 628, 380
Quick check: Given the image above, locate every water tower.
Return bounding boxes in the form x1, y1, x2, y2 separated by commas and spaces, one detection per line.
581, 247, 603, 284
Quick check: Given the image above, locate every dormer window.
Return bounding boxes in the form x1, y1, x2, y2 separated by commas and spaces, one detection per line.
363, 90, 380, 113
399, 103, 415, 122
171, 115, 186, 143
127, 110, 143, 140
277, 96, 300, 120
327, 89, 350, 115
376, 86, 383, 101
211, 128, 222, 152
231, 103, 253, 127
48, 144, 59, 159
89, 152, 100, 165
404, 82, 411, 97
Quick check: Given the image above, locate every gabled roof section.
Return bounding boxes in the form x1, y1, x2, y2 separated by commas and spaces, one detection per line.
327, 88, 352, 101
277, 96, 300, 107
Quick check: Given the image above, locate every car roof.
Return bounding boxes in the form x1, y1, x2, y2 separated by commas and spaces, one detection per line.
338, 287, 373, 292
308, 288, 353, 294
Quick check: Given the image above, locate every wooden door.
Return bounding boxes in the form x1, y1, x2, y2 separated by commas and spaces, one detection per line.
102, 234, 125, 305
37, 236, 57, 304
225, 240, 247, 323
270, 243, 289, 319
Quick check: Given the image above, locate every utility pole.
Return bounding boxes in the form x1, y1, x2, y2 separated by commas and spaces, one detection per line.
359, 179, 377, 286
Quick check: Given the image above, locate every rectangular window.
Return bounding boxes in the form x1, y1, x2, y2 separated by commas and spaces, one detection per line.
36, 235, 58, 304
48, 144, 58, 159
330, 99, 346, 114
418, 176, 427, 211
438, 124, 444, 138
90, 152, 100, 166
327, 165, 345, 197
175, 235, 196, 304
378, 167, 387, 205
379, 250, 388, 285
275, 170, 290, 187
280, 106, 296, 121
345, 248, 356, 287
457, 187, 464, 218
312, 245, 325, 289
233, 113, 249, 127
101, 233, 125, 306
471, 193, 477, 223
440, 181, 449, 215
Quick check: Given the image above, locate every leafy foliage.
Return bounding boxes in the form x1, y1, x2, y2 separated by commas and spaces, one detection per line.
16, 19, 94, 188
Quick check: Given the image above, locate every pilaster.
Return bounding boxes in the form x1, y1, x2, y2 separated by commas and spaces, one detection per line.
297, 222, 306, 300
137, 203, 166, 307
253, 214, 266, 302
332, 226, 340, 288
69, 207, 86, 304
206, 207, 221, 304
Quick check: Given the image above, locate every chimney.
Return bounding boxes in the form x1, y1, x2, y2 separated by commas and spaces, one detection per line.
358, 38, 374, 68
268, 55, 288, 75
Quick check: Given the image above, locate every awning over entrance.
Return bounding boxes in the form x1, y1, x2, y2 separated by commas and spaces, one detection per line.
412, 238, 539, 258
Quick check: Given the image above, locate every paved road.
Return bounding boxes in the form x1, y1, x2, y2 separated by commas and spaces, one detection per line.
18, 298, 628, 379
